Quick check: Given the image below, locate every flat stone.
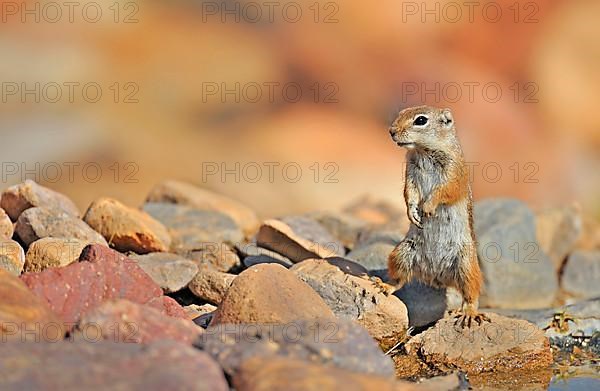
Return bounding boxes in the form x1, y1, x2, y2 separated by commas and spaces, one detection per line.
280, 215, 345, 255
255, 219, 340, 263
535, 204, 582, 271
405, 312, 553, 375
130, 252, 199, 293
197, 319, 395, 378
24, 237, 89, 273
237, 242, 293, 266
355, 225, 405, 248
306, 210, 368, 250
211, 263, 335, 325
15, 207, 107, 247
83, 197, 171, 254
73, 299, 202, 345
0, 340, 228, 391
146, 179, 259, 236
243, 255, 294, 268
143, 202, 244, 252
561, 250, 600, 299
20, 244, 184, 327
290, 259, 408, 350
0, 179, 79, 221
0, 208, 13, 238
233, 357, 452, 391
188, 264, 236, 305
0, 239, 25, 275
0, 268, 65, 342
474, 198, 558, 309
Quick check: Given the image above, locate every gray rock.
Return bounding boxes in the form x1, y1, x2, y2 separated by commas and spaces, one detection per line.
243, 255, 293, 268
280, 215, 345, 256
394, 282, 447, 328
474, 198, 558, 309
236, 242, 293, 267
535, 205, 582, 271
305, 210, 367, 249
355, 225, 404, 249
325, 257, 368, 277
130, 252, 199, 293
561, 250, 600, 299
0, 340, 228, 391
15, 207, 107, 247
346, 242, 395, 281
143, 202, 243, 251
195, 319, 395, 378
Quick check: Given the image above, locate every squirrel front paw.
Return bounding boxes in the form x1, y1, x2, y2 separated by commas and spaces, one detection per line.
408, 204, 423, 228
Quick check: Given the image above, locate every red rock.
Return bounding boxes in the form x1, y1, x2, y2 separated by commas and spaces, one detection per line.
74, 299, 202, 345
0, 268, 65, 342
20, 244, 185, 327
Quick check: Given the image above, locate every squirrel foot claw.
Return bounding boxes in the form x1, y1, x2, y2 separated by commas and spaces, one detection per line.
452, 311, 491, 329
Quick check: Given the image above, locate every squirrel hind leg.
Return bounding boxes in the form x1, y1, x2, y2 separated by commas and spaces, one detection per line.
387, 239, 417, 288
452, 246, 490, 328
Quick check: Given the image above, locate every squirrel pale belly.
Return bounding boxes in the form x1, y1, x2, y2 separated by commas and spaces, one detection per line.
387, 105, 489, 327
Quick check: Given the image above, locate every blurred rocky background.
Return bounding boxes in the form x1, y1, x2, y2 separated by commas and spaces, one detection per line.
1, 0, 599, 218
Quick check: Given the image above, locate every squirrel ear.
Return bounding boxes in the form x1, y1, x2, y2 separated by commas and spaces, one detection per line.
441, 108, 454, 129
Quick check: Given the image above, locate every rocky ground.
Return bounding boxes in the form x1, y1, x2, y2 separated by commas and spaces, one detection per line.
0, 179, 598, 390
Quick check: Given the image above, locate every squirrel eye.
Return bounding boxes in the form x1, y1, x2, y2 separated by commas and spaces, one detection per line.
413, 116, 428, 126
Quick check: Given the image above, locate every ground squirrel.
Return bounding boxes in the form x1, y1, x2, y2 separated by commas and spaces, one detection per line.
387, 105, 489, 328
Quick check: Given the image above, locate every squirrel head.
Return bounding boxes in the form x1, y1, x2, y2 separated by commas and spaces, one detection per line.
389, 106, 456, 151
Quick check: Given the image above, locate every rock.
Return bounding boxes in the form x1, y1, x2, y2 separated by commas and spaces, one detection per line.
0, 179, 79, 221
24, 238, 89, 273
211, 263, 335, 325
188, 264, 236, 305
255, 219, 340, 263
535, 204, 582, 271
237, 242, 294, 267
474, 198, 558, 309
186, 242, 241, 272
0, 208, 13, 238
325, 257, 368, 277
197, 319, 395, 378
347, 242, 395, 281
306, 210, 368, 250
0, 239, 25, 275
20, 244, 184, 327
562, 250, 600, 299
394, 282, 448, 328
280, 215, 345, 255
73, 299, 202, 345
233, 357, 451, 391
83, 197, 171, 254
355, 225, 405, 248
15, 207, 107, 247
343, 195, 407, 227
184, 303, 217, 321
290, 259, 408, 350
243, 255, 293, 268
146, 179, 259, 236
0, 268, 65, 342
405, 312, 553, 375
0, 340, 228, 391
143, 202, 244, 252
130, 252, 198, 293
